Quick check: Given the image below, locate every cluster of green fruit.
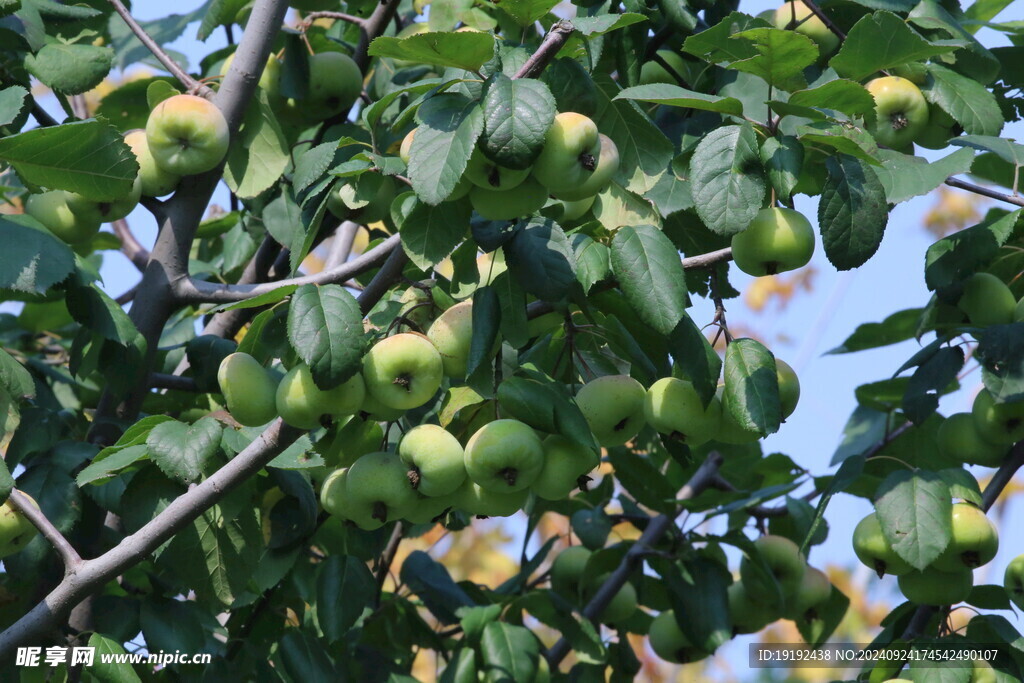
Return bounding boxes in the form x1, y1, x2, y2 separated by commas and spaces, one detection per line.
0, 495, 39, 560
853, 504, 998, 605
25, 94, 229, 245
400, 110, 620, 222
547, 535, 833, 665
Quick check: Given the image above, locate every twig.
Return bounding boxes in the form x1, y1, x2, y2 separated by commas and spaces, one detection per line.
945, 177, 1024, 209
513, 20, 575, 80
7, 490, 82, 571
115, 283, 140, 306
148, 373, 199, 392
111, 219, 150, 272
795, 0, 846, 41
107, 0, 211, 97
300, 10, 365, 28
30, 101, 59, 127
178, 233, 401, 304
546, 452, 725, 667
375, 522, 405, 604
357, 241, 409, 314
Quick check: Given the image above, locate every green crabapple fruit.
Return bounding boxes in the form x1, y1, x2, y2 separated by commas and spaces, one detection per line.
361, 332, 444, 410
145, 94, 230, 175
728, 581, 778, 634
451, 478, 528, 517
124, 129, 180, 197
644, 377, 723, 446
551, 134, 620, 202
957, 272, 1016, 327
730, 207, 815, 277
575, 374, 647, 447
275, 362, 366, 430
550, 546, 591, 599
530, 435, 600, 501
776, 359, 801, 419
738, 535, 806, 611
786, 566, 832, 621
327, 173, 397, 225
64, 172, 142, 225
937, 412, 1006, 467
305, 51, 362, 120
852, 512, 913, 576
972, 388, 1024, 446
897, 567, 973, 605
469, 176, 548, 221
426, 301, 476, 379
865, 76, 929, 149
217, 352, 280, 427
464, 419, 545, 492
933, 503, 998, 572
344, 451, 419, 528
403, 493, 455, 525
398, 424, 467, 497
0, 495, 39, 560
583, 575, 638, 623
1003, 554, 1024, 610
773, 1, 840, 56
24, 190, 101, 245
464, 147, 530, 190
531, 112, 603, 194
648, 610, 708, 664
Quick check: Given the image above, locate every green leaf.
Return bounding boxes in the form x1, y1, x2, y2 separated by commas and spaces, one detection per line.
317, 555, 376, 643
146, 417, 223, 484
393, 192, 470, 270
0, 348, 35, 404
593, 74, 673, 194
689, 123, 765, 236
570, 233, 610, 293
480, 622, 539, 683
0, 119, 137, 201
682, 11, 767, 63
907, 2, 1000, 84
0, 459, 12, 507
976, 323, 1024, 403
479, 74, 555, 170
796, 583, 849, 648
609, 224, 687, 336
0, 86, 27, 127
667, 315, 722, 407
278, 629, 337, 681
924, 210, 1020, 291
222, 93, 289, 199
496, 377, 556, 433
400, 550, 475, 625
86, 633, 142, 683
937, 468, 983, 507
828, 308, 925, 354
146, 80, 179, 110
873, 148, 975, 204
519, 592, 606, 664
760, 135, 803, 201
797, 121, 880, 164
786, 79, 876, 117
724, 338, 781, 435
24, 43, 113, 95
287, 284, 366, 389
592, 182, 663, 230
875, 469, 952, 571
951, 136, 1024, 167
818, 154, 889, 270
651, 556, 732, 652
572, 13, 647, 36
902, 346, 964, 424
369, 31, 496, 72
828, 11, 958, 82
0, 216, 71, 294
466, 286, 499, 397
727, 27, 817, 92
197, 0, 248, 41
186, 335, 237, 393
499, 0, 560, 25
504, 218, 576, 302
65, 283, 142, 348
615, 84, 744, 117
76, 444, 148, 486
924, 63, 1004, 136
409, 93, 483, 205
571, 508, 612, 550
140, 599, 205, 655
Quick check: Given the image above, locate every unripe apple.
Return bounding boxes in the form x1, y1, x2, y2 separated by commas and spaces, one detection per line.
575, 374, 646, 447
545, 195, 595, 223
451, 478, 528, 517
320, 467, 355, 518
728, 581, 778, 634
853, 512, 913, 576
362, 332, 444, 410
217, 352, 280, 426
305, 51, 362, 120
644, 377, 723, 446
318, 417, 383, 469
936, 412, 1006, 468
933, 503, 998, 571
530, 435, 600, 500
583, 574, 638, 623
344, 451, 419, 528
24, 190, 101, 245
865, 76, 929, 149
776, 359, 800, 419
550, 545, 591, 600
1003, 554, 1024, 610
639, 51, 689, 86
426, 301, 476, 378
915, 104, 958, 150
532, 112, 602, 194
64, 173, 142, 224
648, 610, 708, 664
398, 424, 467, 497
786, 566, 831, 621
360, 391, 406, 422
397, 286, 436, 331
469, 176, 548, 221
739, 535, 806, 610
464, 419, 544, 492
464, 147, 530, 190
715, 385, 762, 444
971, 659, 997, 683
124, 129, 180, 197
957, 272, 1016, 327
0, 494, 39, 559
403, 492, 454, 525
773, 1, 840, 56
898, 566, 973, 605
275, 363, 366, 430
146, 94, 230, 175
731, 207, 815, 277
972, 388, 1024, 445
551, 134, 619, 201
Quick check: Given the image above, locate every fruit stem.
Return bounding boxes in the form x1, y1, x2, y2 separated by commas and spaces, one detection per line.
498, 467, 518, 487
890, 112, 908, 131
393, 373, 412, 392
407, 467, 421, 490
578, 152, 596, 172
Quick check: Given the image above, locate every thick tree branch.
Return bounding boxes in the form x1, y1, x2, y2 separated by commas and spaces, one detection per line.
8, 490, 82, 571
546, 452, 725, 668
513, 20, 575, 80
111, 219, 150, 272
0, 420, 302, 657
355, 0, 401, 70
178, 233, 401, 304
358, 241, 409, 314
30, 101, 59, 128
107, 0, 211, 97
148, 373, 199, 392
